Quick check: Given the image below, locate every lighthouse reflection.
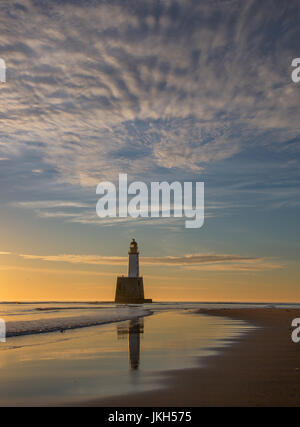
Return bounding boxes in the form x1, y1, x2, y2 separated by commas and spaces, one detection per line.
117, 318, 144, 370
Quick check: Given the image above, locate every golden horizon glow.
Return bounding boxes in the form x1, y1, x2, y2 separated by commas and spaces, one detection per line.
0, 257, 299, 303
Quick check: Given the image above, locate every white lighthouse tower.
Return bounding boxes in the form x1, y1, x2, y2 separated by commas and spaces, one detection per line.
115, 239, 152, 304
128, 238, 139, 277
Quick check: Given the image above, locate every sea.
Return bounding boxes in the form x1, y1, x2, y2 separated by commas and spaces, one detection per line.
0, 301, 299, 337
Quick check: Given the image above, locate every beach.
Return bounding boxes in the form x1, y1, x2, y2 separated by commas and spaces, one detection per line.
0, 303, 247, 406
1, 304, 300, 406
87, 308, 300, 407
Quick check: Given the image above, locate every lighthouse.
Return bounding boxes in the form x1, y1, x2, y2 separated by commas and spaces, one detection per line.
128, 238, 139, 277
115, 239, 152, 304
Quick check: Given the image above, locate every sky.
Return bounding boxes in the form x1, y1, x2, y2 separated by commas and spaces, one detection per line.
0, 0, 299, 301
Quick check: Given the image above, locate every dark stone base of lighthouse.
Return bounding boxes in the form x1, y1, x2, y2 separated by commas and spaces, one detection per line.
115, 277, 152, 304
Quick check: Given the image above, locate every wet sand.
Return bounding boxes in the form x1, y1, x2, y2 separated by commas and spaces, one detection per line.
87, 308, 300, 407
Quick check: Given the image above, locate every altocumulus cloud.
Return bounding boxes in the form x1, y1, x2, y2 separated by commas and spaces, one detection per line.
19, 252, 282, 272
0, 0, 299, 188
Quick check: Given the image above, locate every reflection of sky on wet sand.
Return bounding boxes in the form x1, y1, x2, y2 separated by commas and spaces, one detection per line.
0, 311, 251, 405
